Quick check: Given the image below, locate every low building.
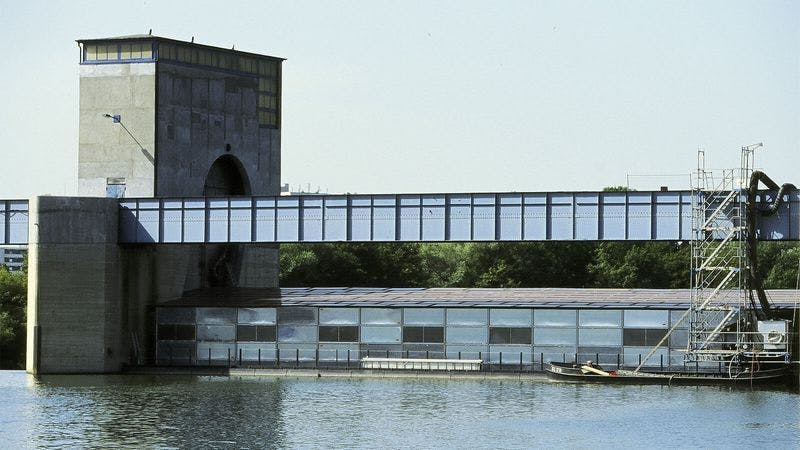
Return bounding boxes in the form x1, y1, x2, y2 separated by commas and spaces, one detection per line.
154, 287, 799, 369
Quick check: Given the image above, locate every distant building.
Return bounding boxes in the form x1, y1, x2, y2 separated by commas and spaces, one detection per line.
0, 247, 26, 272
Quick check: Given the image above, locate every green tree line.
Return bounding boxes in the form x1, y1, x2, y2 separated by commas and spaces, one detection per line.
280, 241, 800, 289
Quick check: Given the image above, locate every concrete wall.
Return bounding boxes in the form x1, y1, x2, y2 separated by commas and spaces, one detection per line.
155, 61, 280, 197
78, 63, 156, 197
26, 196, 124, 374
121, 243, 280, 363
153, 60, 280, 296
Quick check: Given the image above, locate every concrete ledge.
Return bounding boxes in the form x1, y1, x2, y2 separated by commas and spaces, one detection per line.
231, 368, 549, 382
122, 365, 550, 381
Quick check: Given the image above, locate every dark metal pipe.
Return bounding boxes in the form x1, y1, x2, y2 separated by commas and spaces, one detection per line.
746, 170, 796, 319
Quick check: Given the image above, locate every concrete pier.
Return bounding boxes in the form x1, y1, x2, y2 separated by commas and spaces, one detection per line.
26, 196, 123, 374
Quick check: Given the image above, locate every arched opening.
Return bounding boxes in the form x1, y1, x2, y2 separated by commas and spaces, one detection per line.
203, 155, 251, 196
202, 155, 250, 287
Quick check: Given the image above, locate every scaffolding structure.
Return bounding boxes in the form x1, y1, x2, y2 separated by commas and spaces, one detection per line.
686, 145, 764, 363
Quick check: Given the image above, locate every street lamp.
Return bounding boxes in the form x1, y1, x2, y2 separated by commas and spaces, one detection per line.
103, 113, 155, 164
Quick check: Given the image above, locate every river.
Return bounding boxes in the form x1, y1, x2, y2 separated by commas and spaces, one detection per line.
0, 371, 797, 448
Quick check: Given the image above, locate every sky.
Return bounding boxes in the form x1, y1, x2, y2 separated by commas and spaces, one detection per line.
0, 0, 797, 198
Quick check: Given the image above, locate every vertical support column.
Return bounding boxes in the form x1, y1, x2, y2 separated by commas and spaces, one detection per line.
26, 196, 123, 374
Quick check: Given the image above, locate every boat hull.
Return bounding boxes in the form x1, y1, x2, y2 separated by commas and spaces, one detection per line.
545, 362, 790, 386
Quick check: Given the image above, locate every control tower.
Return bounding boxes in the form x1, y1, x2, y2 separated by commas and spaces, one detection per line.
77, 34, 282, 198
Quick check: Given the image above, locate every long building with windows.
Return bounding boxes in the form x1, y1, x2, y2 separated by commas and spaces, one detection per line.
155, 287, 799, 369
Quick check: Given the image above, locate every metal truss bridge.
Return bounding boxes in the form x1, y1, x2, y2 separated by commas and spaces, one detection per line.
3, 190, 798, 245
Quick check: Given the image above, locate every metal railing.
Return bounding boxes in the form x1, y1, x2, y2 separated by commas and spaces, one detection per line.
153, 347, 790, 374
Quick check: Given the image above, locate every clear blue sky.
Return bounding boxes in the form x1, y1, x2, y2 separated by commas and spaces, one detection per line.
0, 1, 797, 197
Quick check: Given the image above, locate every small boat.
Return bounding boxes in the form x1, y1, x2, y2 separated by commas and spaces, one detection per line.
545, 361, 790, 386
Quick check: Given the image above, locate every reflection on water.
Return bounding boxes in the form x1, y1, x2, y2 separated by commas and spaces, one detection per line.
0, 371, 798, 448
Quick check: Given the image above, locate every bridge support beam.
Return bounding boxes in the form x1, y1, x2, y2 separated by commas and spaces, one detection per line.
26, 196, 124, 374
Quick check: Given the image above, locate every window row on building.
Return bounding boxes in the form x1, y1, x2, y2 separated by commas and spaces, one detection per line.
157, 306, 689, 350
83, 42, 154, 62
81, 41, 280, 77
159, 306, 683, 327
158, 43, 279, 78
158, 323, 680, 347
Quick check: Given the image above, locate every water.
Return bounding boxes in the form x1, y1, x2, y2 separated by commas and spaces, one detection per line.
1, 371, 798, 449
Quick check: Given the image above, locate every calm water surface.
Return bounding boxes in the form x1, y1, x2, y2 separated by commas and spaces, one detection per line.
0, 371, 798, 449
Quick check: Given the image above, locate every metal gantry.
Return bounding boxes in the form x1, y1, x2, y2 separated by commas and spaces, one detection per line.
686, 150, 747, 362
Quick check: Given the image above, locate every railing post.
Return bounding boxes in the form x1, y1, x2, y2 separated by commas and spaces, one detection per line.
347, 349, 351, 369
336, 349, 339, 367
540, 353, 544, 371
189, 347, 193, 366
638, 353, 642, 367
458, 351, 462, 360
228, 348, 231, 368
208, 347, 212, 366
239, 348, 243, 366
315, 348, 319, 369
426, 350, 429, 359
296, 348, 300, 368
277, 348, 280, 368
500, 352, 503, 370
258, 348, 261, 366
519, 352, 523, 372
617, 353, 620, 369
661, 354, 664, 371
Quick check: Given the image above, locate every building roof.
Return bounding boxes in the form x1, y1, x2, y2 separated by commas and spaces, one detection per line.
76, 33, 286, 61
162, 287, 800, 310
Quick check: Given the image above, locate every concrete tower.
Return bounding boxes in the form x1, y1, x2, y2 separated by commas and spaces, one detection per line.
27, 35, 284, 374
77, 34, 282, 198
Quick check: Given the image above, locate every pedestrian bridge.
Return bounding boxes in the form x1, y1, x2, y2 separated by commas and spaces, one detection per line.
3, 189, 799, 245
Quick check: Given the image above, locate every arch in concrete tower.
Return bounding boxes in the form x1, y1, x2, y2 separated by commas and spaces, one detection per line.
203, 154, 251, 196
202, 155, 251, 287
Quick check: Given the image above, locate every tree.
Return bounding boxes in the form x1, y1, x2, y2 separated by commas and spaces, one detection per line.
0, 265, 27, 369
589, 242, 689, 288
280, 243, 432, 287
763, 244, 800, 289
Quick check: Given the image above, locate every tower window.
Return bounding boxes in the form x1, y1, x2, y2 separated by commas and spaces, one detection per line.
82, 42, 154, 64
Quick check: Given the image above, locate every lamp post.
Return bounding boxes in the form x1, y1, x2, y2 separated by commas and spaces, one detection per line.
102, 113, 155, 164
